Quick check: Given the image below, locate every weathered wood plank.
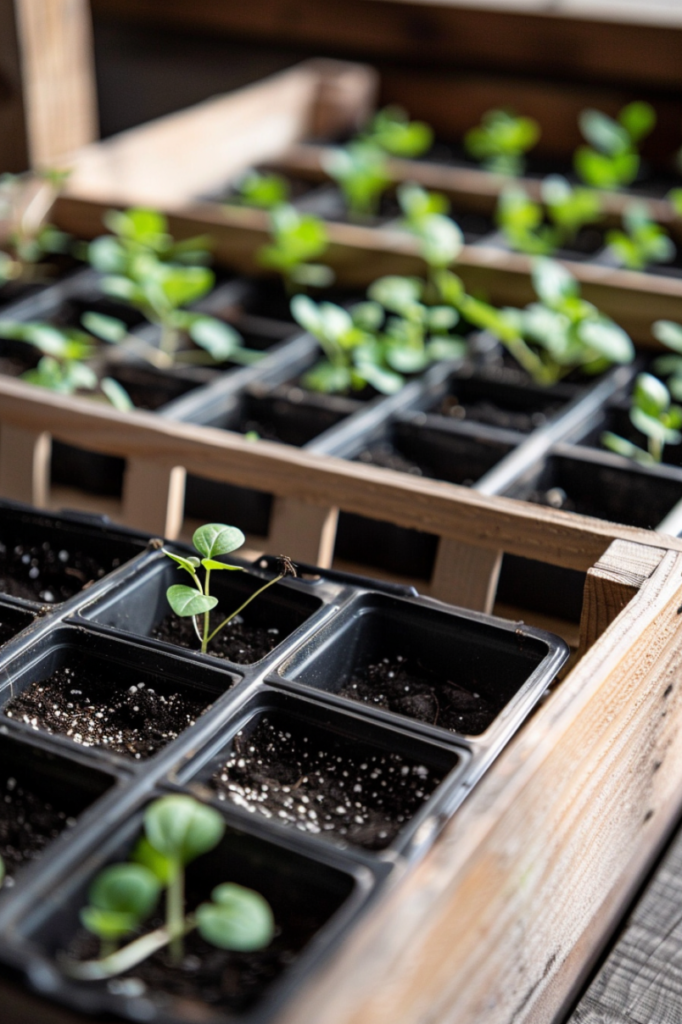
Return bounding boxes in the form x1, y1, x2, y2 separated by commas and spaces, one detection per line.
268, 498, 338, 567
429, 537, 502, 613
3, 376, 682, 571
274, 546, 682, 1024
122, 458, 185, 537
0, 423, 50, 506
578, 539, 667, 656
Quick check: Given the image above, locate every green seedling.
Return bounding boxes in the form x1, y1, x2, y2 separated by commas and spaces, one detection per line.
574, 101, 655, 190
88, 207, 213, 277
258, 203, 333, 291
602, 372, 682, 464
322, 140, 392, 220
361, 106, 433, 158
397, 183, 464, 280
233, 170, 290, 209
464, 109, 540, 176
435, 257, 634, 386
66, 795, 274, 980
367, 275, 466, 372
650, 320, 682, 401
0, 170, 71, 285
496, 177, 602, 256
164, 523, 295, 655
605, 202, 675, 271
0, 319, 133, 410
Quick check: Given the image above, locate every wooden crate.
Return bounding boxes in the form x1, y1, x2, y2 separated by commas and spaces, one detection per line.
51, 59, 682, 348
1, 371, 682, 1024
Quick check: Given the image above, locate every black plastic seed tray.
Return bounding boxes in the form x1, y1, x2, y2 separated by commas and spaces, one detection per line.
0, 502, 567, 1024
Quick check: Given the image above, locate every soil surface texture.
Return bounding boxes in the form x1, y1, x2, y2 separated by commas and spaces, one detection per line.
151, 612, 283, 664
209, 716, 444, 850
0, 539, 123, 604
3, 667, 212, 759
0, 774, 76, 884
437, 392, 561, 433
339, 654, 500, 735
356, 442, 426, 476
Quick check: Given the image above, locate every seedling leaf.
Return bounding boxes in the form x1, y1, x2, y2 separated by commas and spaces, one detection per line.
193, 524, 245, 558
197, 883, 274, 952
166, 585, 218, 617
144, 795, 225, 866
201, 559, 244, 571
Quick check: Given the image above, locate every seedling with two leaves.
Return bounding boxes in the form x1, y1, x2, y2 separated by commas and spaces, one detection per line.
232, 170, 291, 210
397, 183, 464, 282
164, 523, 295, 655
464, 109, 540, 176
258, 203, 333, 292
323, 106, 433, 220
496, 177, 602, 256
574, 102, 656, 190
435, 258, 634, 386
65, 795, 274, 979
0, 319, 133, 410
605, 202, 675, 271
602, 373, 682, 465
0, 170, 71, 286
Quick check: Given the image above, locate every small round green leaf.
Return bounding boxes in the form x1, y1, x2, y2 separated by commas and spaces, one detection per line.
144, 795, 225, 866
89, 863, 161, 919
201, 558, 244, 571
80, 906, 138, 941
634, 372, 670, 417
193, 523, 245, 559
653, 320, 682, 355
578, 319, 635, 364
100, 377, 134, 412
131, 836, 178, 885
197, 883, 274, 952
189, 317, 242, 361
166, 584, 218, 618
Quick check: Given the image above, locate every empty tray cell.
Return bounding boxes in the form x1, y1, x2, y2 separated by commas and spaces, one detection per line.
0, 507, 146, 606
283, 593, 558, 736
83, 559, 324, 666
427, 373, 576, 433
23, 805, 358, 1018
0, 733, 114, 886
507, 448, 682, 529
0, 603, 35, 646
0, 628, 237, 761
191, 691, 460, 852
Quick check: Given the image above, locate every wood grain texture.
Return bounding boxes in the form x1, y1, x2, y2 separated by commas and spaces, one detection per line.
578, 540, 667, 656
2, 373, 682, 571
122, 459, 186, 537
14, 0, 97, 166
569, 820, 682, 1024
89, 0, 682, 89
268, 498, 339, 567
273, 547, 682, 1024
0, 423, 50, 506
429, 537, 502, 612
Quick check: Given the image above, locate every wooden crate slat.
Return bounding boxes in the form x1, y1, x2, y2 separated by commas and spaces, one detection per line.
268, 498, 339, 567
429, 537, 502, 613
275, 543, 682, 1024
0, 374, 681, 572
0, 423, 51, 507
122, 458, 186, 538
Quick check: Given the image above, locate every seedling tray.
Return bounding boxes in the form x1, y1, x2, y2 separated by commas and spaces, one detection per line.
0, 501, 566, 1023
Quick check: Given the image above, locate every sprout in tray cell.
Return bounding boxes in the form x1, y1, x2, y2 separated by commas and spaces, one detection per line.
62, 795, 274, 980
0, 169, 72, 285
163, 523, 296, 656
602, 373, 682, 465
464, 109, 540, 176
233, 170, 291, 210
574, 101, 656, 190
605, 202, 675, 272
495, 176, 603, 257
258, 203, 334, 293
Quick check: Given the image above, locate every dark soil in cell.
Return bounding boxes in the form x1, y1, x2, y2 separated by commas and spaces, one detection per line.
555, 225, 606, 259
436, 392, 562, 432
0, 608, 33, 646
0, 540, 123, 604
209, 716, 443, 850
0, 774, 76, 883
104, 363, 201, 411
151, 612, 282, 665
3, 668, 210, 760
356, 442, 426, 476
339, 655, 500, 735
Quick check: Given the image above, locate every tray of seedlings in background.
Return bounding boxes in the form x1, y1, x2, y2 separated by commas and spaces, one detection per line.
0, 505, 567, 1023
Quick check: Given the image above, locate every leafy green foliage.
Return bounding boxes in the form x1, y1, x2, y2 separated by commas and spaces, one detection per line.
651, 319, 682, 401
0, 170, 71, 285
397, 183, 463, 270
197, 883, 275, 952
574, 102, 655, 189
163, 523, 293, 654
233, 170, 290, 209
464, 109, 540, 176
258, 203, 333, 290
72, 796, 274, 976
495, 177, 602, 256
0, 318, 133, 410
362, 106, 433, 158
605, 202, 675, 271
434, 257, 634, 386
603, 372, 682, 464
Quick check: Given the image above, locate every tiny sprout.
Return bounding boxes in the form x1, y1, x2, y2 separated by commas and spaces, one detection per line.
233, 170, 290, 210
362, 106, 433, 158
602, 372, 682, 464
63, 796, 274, 980
464, 109, 540, 176
651, 320, 682, 401
605, 202, 675, 271
575, 101, 655, 190
397, 183, 463, 277
496, 176, 602, 256
163, 523, 292, 655
258, 203, 333, 292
